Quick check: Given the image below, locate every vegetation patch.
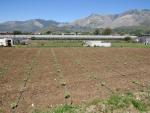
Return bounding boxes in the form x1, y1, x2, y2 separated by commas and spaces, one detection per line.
106, 94, 132, 109
32, 104, 78, 113
112, 43, 150, 48
10, 102, 18, 109
18, 40, 84, 48
31, 91, 150, 113
0, 64, 9, 77
131, 99, 147, 112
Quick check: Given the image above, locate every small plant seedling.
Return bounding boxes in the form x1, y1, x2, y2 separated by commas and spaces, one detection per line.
93, 75, 97, 79
81, 65, 84, 69
57, 69, 61, 73
64, 92, 71, 99
65, 94, 71, 99
132, 80, 139, 85
124, 62, 127, 65
23, 78, 28, 81
0, 72, 3, 77
101, 81, 106, 86
122, 74, 126, 76
11, 102, 18, 109
0, 107, 2, 113
60, 80, 67, 86
20, 86, 26, 92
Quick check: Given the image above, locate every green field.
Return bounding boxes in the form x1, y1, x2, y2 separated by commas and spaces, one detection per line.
17, 40, 83, 47
112, 43, 150, 48
33, 89, 150, 113
15, 40, 150, 48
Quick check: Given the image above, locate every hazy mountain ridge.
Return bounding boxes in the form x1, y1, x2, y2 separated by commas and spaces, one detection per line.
0, 19, 60, 32
0, 9, 150, 32
72, 9, 150, 28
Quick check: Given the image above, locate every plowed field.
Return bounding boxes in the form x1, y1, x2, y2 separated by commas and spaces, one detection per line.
0, 48, 150, 113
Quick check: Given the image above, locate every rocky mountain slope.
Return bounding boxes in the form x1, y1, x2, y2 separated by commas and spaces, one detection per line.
71, 9, 150, 28
0, 9, 150, 32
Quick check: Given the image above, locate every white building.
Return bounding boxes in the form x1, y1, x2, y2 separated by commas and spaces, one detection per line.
138, 35, 150, 45
84, 41, 111, 47
0, 38, 13, 47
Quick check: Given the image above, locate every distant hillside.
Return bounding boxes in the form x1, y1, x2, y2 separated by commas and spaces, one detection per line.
71, 9, 150, 28
0, 9, 150, 32
0, 19, 60, 32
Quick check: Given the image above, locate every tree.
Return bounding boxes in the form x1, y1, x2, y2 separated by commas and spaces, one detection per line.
102, 28, 112, 35
75, 32, 78, 35
93, 28, 101, 35
45, 30, 52, 35
13, 30, 22, 35
24, 32, 32, 35
124, 37, 132, 42
132, 29, 143, 36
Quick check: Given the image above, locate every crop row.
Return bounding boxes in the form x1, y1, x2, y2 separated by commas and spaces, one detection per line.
76, 48, 149, 94
50, 48, 71, 105
12, 50, 41, 113
62, 48, 141, 98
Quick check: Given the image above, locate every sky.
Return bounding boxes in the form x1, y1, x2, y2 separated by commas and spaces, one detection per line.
0, 0, 150, 23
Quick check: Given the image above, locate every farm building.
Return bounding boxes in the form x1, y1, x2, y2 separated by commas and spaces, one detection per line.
0, 35, 137, 40
83, 41, 111, 47
138, 35, 150, 45
13, 38, 29, 45
0, 38, 13, 47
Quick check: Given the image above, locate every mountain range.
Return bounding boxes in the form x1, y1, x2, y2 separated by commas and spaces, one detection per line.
0, 9, 150, 32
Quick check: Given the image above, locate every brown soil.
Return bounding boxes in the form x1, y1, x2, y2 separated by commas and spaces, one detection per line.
0, 48, 150, 113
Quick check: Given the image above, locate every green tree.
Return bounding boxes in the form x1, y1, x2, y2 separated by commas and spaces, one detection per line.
13, 30, 22, 35
102, 28, 112, 35
132, 29, 143, 36
45, 30, 52, 35
75, 32, 78, 35
93, 28, 101, 35
124, 37, 132, 42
